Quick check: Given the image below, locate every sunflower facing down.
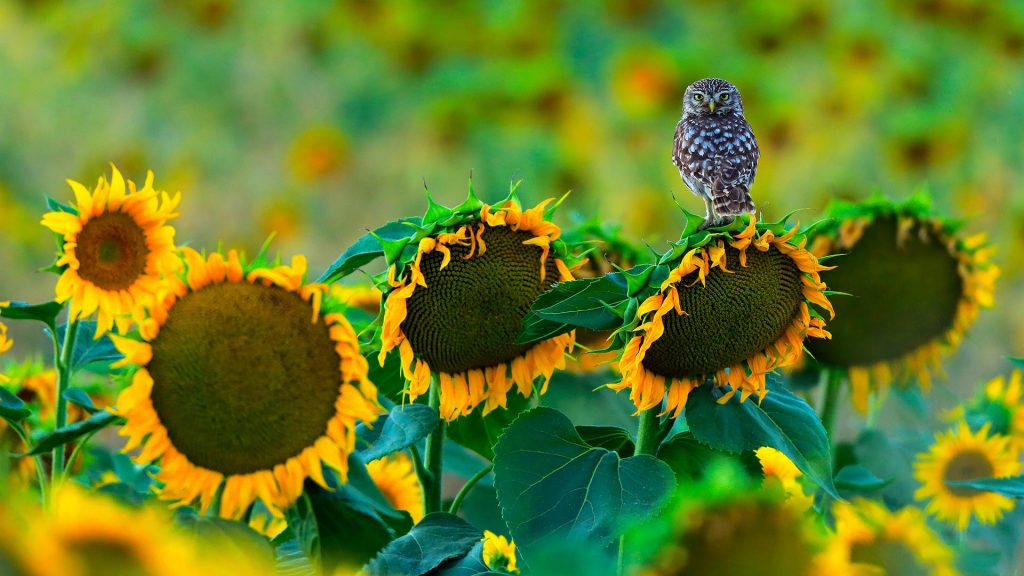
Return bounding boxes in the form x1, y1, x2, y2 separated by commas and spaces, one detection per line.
819, 499, 958, 576
112, 248, 382, 519
805, 194, 997, 413
611, 215, 833, 417
378, 187, 578, 421
41, 165, 181, 337
914, 421, 1020, 531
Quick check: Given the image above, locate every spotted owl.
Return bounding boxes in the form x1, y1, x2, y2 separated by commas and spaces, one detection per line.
672, 78, 759, 228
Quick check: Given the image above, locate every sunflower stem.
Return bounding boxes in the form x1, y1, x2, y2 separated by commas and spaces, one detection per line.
424, 375, 445, 514
634, 407, 661, 457
51, 318, 78, 490
821, 369, 842, 440
448, 463, 492, 516
9, 421, 48, 506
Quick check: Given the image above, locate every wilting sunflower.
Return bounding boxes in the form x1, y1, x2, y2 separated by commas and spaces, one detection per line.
819, 499, 958, 576
482, 531, 519, 574
377, 185, 579, 421
955, 370, 1024, 448
112, 248, 382, 519
41, 165, 181, 337
366, 452, 425, 523
610, 215, 833, 417
756, 446, 814, 511
636, 462, 827, 576
805, 193, 997, 412
914, 421, 1021, 531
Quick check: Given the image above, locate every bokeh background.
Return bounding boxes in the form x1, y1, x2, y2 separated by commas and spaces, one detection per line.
1, 0, 1022, 427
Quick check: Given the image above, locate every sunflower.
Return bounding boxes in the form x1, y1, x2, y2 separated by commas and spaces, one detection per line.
755, 446, 814, 511
957, 370, 1024, 448
914, 421, 1021, 531
378, 188, 577, 421
41, 165, 181, 337
482, 530, 519, 574
819, 499, 959, 576
611, 215, 833, 417
111, 248, 382, 519
805, 194, 997, 413
366, 452, 425, 523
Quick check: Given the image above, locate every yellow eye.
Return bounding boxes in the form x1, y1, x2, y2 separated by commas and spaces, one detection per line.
721, 93, 730, 102
694, 94, 704, 102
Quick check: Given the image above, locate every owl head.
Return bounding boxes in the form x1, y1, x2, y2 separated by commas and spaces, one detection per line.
682, 78, 744, 116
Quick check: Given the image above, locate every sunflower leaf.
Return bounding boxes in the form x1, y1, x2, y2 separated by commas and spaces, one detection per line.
62, 388, 99, 414
834, 465, 892, 492
432, 541, 504, 576
493, 408, 675, 557
46, 321, 124, 373
685, 379, 839, 499
0, 300, 63, 331
1008, 357, 1024, 369
657, 431, 761, 482
447, 392, 531, 461
0, 387, 31, 423
45, 195, 78, 215
24, 410, 123, 456
516, 276, 628, 345
317, 219, 420, 284
357, 404, 440, 462
364, 513, 482, 576
945, 476, 1024, 498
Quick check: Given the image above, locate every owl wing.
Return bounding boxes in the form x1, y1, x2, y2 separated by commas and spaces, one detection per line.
676, 116, 759, 215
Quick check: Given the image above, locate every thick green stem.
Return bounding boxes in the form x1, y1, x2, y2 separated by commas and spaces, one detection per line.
423, 375, 445, 514
448, 463, 493, 516
820, 369, 842, 440
51, 319, 78, 487
634, 407, 661, 457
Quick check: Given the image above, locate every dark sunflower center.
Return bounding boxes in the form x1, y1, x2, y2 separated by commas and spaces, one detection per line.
850, 537, 930, 576
670, 501, 815, 576
148, 282, 343, 475
400, 225, 558, 374
65, 539, 147, 576
942, 449, 995, 497
806, 217, 962, 366
641, 245, 803, 378
75, 212, 150, 291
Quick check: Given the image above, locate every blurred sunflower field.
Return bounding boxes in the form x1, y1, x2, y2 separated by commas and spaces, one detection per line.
2, 1, 1024, 575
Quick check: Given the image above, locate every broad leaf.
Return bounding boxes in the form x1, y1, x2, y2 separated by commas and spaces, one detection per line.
365, 513, 481, 576
47, 321, 124, 372
1, 300, 62, 330
0, 387, 31, 423
26, 411, 123, 456
447, 393, 531, 461
317, 219, 420, 284
685, 381, 839, 499
657, 431, 761, 481
576, 425, 634, 457
834, 465, 892, 492
516, 276, 627, 345
432, 541, 503, 576
358, 404, 439, 462
63, 388, 99, 414
493, 408, 675, 553
946, 476, 1024, 498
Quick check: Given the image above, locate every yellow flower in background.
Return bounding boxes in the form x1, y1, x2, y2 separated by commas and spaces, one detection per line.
806, 196, 997, 413
112, 248, 382, 519
379, 198, 575, 421
756, 447, 814, 511
612, 217, 833, 417
914, 422, 1020, 531
959, 371, 1024, 448
330, 283, 383, 315
482, 530, 519, 574
289, 125, 348, 182
819, 499, 958, 576
40, 165, 181, 337
366, 452, 425, 523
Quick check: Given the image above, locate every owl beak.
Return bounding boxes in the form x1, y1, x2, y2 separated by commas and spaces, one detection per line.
707, 101, 716, 113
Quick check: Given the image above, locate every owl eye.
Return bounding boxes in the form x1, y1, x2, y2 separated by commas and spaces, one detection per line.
693, 94, 704, 102
720, 93, 731, 101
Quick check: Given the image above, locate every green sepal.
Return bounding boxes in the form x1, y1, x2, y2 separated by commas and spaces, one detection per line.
451, 178, 485, 216
422, 190, 455, 228
45, 195, 78, 215
317, 218, 421, 284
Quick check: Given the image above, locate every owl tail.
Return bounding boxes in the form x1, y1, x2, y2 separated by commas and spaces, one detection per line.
712, 184, 756, 216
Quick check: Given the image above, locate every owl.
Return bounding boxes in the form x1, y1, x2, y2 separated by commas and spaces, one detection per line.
671, 78, 759, 228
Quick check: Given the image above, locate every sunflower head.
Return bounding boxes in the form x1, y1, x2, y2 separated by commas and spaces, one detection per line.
805, 193, 997, 413
112, 247, 382, 519
366, 452, 425, 523
41, 165, 182, 337
819, 499, 959, 576
608, 214, 833, 418
375, 183, 582, 421
959, 371, 1024, 446
914, 421, 1021, 531
482, 530, 519, 574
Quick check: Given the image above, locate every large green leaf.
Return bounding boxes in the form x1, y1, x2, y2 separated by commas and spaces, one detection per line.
447, 393, 532, 461
358, 404, 439, 462
685, 381, 839, 499
946, 476, 1024, 498
47, 321, 124, 372
432, 541, 503, 576
0, 387, 31, 423
365, 513, 482, 576
25, 411, 123, 456
516, 276, 628, 345
657, 431, 761, 482
1, 300, 62, 330
576, 425, 634, 458
834, 465, 892, 493
492, 408, 675, 553
317, 219, 420, 284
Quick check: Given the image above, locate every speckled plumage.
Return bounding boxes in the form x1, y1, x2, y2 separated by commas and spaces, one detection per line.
672, 78, 759, 226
